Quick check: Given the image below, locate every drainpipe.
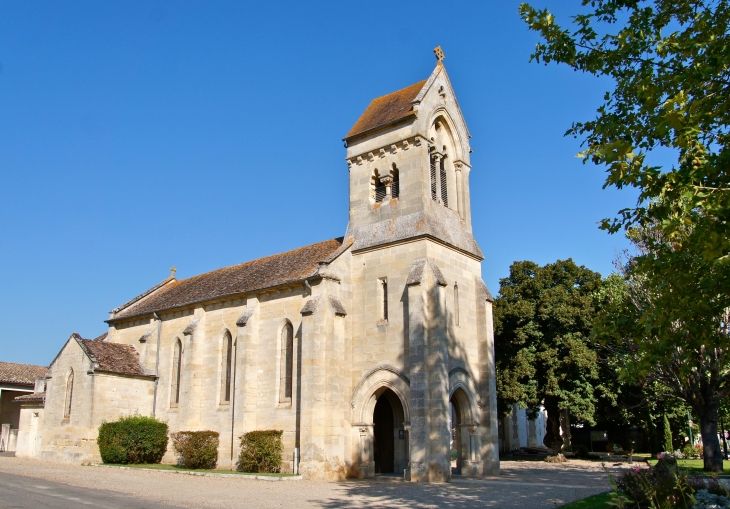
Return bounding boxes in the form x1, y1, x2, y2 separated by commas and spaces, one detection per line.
230, 338, 238, 466
152, 312, 162, 418
304, 279, 312, 296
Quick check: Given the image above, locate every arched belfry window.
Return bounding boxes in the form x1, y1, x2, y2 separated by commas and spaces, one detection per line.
279, 322, 294, 403
372, 170, 386, 203
221, 331, 233, 403
171, 338, 182, 407
64, 369, 74, 418
430, 119, 457, 210
372, 167, 399, 203
440, 153, 449, 208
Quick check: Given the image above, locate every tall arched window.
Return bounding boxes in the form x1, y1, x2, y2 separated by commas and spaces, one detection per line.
64, 369, 74, 418
221, 331, 233, 403
171, 338, 182, 407
279, 322, 294, 403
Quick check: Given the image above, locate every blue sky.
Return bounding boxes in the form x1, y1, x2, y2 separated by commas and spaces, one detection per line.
1, 1, 661, 365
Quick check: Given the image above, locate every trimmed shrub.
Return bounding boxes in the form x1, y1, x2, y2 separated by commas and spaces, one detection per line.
97, 415, 168, 464
237, 430, 283, 473
171, 431, 219, 469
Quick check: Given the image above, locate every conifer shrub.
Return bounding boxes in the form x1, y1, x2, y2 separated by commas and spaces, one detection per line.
97, 415, 168, 464
663, 414, 674, 453
237, 430, 283, 473
170, 431, 220, 469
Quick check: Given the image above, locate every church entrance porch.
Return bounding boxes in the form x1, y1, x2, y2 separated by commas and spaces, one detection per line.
356, 387, 408, 478
450, 387, 479, 476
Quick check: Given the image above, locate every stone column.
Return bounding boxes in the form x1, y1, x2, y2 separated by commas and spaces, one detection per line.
379, 174, 393, 200
477, 280, 500, 475
406, 258, 451, 482
298, 283, 347, 480
232, 299, 259, 468
455, 162, 465, 221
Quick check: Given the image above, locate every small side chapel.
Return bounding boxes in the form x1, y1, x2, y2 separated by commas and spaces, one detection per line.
20, 50, 500, 482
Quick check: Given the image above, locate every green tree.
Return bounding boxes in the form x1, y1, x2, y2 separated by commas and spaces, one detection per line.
519, 0, 730, 472
594, 228, 730, 471
494, 259, 603, 453
663, 413, 674, 452
519, 0, 730, 267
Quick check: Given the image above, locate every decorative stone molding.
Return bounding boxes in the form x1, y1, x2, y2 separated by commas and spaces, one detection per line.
390, 144, 398, 154
182, 318, 199, 336
138, 328, 155, 343
378, 148, 386, 158
406, 258, 448, 287
300, 296, 321, 316
236, 307, 255, 327
402, 140, 410, 150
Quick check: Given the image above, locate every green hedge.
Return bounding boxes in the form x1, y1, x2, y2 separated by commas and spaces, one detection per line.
171, 431, 219, 469
237, 430, 283, 473
97, 415, 168, 464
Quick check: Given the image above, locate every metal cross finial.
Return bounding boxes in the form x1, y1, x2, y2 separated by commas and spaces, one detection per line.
434, 46, 445, 62
171, 266, 177, 278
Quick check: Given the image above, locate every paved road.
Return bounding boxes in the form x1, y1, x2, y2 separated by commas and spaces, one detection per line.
0, 472, 184, 509
0, 457, 626, 508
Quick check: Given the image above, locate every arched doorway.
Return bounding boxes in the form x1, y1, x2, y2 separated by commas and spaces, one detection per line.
450, 387, 474, 475
372, 388, 406, 475
373, 395, 394, 473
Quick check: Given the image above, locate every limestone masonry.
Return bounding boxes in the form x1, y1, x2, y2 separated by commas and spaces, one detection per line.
15, 58, 500, 482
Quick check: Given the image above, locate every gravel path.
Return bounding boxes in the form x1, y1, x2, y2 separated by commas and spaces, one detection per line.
0, 457, 634, 508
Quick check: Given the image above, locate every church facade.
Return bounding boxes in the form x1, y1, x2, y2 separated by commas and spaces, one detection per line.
20, 57, 500, 482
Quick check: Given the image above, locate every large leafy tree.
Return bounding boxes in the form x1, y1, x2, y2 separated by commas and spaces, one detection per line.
519, 0, 730, 470
494, 259, 603, 452
594, 227, 730, 471
519, 0, 730, 266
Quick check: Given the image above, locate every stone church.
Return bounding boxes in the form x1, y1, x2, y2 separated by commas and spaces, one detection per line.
17, 53, 500, 482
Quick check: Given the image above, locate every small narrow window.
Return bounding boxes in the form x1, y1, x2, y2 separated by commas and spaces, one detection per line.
380, 278, 389, 321
279, 322, 294, 402
440, 158, 449, 208
221, 331, 233, 403
64, 369, 74, 418
171, 338, 182, 406
454, 283, 460, 326
391, 167, 400, 199
430, 156, 438, 201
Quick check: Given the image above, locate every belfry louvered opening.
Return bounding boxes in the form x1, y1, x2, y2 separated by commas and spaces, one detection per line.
440, 159, 449, 208
430, 157, 438, 201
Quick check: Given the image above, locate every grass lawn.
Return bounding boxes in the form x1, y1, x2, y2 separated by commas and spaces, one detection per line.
558, 492, 612, 508
99, 463, 297, 477
646, 459, 730, 475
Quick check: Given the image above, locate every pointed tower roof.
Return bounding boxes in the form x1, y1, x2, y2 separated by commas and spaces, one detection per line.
345, 79, 427, 140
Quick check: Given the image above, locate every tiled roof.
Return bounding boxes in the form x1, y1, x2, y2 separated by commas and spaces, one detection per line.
14, 392, 45, 403
78, 339, 149, 377
345, 80, 427, 140
0, 362, 48, 386
109, 238, 346, 322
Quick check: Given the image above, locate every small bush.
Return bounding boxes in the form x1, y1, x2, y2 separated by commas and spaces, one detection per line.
171, 431, 220, 469
97, 415, 168, 464
237, 430, 283, 473
614, 463, 694, 508
694, 489, 730, 509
